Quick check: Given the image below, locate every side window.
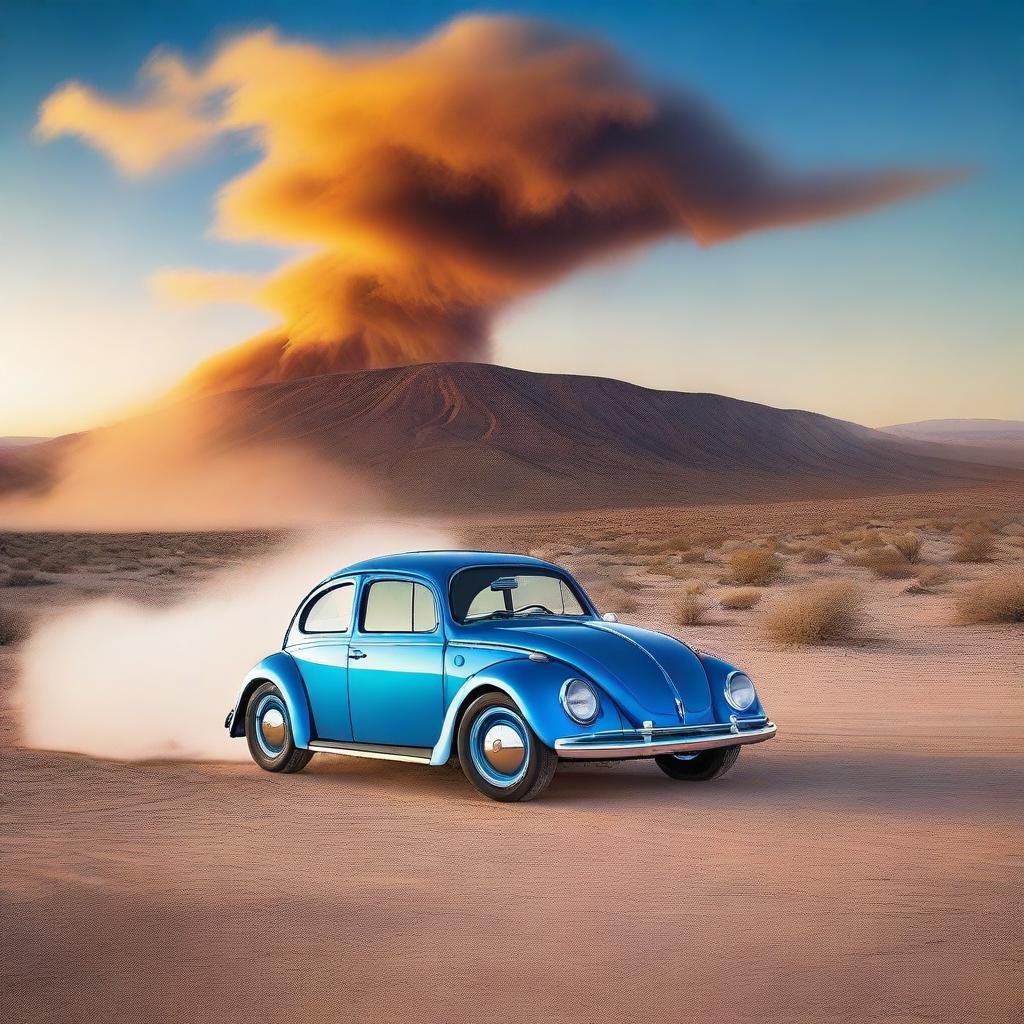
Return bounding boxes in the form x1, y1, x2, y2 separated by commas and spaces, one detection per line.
302, 583, 355, 634
362, 580, 438, 633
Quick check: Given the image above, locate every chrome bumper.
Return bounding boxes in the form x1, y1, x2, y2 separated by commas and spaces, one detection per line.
553, 720, 777, 760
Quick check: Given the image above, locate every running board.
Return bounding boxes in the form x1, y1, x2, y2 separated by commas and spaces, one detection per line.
306, 740, 433, 765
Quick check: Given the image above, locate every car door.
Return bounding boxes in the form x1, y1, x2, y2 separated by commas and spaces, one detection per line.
348, 576, 445, 748
286, 579, 357, 742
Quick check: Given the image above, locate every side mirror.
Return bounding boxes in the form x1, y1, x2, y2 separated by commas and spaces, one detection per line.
602, 612, 618, 622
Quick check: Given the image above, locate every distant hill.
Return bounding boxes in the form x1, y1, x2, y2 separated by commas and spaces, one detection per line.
0, 436, 49, 449
2, 364, 1021, 514
882, 418, 1024, 446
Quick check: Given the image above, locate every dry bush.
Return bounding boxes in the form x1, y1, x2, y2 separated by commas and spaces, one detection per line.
847, 547, 915, 579
719, 587, 762, 610
0, 604, 27, 645
765, 582, 864, 646
595, 588, 639, 615
837, 529, 864, 544
955, 573, 1024, 624
680, 578, 706, 595
890, 533, 922, 563
675, 592, 710, 626
916, 565, 952, 589
725, 549, 783, 586
954, 573, 1024, 623
952, 531, 995, 563
676, 547, 708, 563
609, 574, 645, 592
4, 570, 43, 587
40, 557, 71, 573
800, 546, 829, 564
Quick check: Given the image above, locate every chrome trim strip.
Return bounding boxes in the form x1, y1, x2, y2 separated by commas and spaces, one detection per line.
447, 640, 537, 654
554, 722, 777, 760
307, 742, 432, 765
564, 715, 768, 740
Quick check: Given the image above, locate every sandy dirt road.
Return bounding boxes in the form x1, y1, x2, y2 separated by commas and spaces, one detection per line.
1, 503, 1022, 1023
2, 635, 1021, 1022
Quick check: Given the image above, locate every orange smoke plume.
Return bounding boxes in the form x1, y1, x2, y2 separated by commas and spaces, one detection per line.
38, 16, 954, 395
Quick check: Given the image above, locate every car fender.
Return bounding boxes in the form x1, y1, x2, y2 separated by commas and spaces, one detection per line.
227, 652, 313, 749
430, 655, 625, 765
697, 652, 767, 722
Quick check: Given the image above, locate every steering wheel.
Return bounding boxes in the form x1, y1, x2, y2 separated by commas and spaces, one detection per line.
515, 604, 554, 615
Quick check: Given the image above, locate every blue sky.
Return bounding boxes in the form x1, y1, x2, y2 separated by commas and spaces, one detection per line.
1, 1, 1021, 433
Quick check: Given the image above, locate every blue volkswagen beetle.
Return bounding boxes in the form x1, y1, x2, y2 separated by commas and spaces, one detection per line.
225, 551, 777, 801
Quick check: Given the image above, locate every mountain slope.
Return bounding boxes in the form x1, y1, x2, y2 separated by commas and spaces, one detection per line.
216, 363, 1018, 509
4, 363, 1020, 515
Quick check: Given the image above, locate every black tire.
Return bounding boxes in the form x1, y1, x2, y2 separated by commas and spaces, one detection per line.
655, 744, 741, 781
245, 681, 313, 774
457, 692, 557, 802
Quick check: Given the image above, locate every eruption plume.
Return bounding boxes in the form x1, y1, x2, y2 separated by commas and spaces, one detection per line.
38, 16, 953, 395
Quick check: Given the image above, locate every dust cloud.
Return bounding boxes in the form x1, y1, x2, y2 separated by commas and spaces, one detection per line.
14, 522, 453, 760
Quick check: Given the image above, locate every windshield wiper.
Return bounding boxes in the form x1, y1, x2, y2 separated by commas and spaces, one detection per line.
465, 609, 515, 622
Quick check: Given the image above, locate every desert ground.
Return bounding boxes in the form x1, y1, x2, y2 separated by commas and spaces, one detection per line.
1, 485, 1022, 1023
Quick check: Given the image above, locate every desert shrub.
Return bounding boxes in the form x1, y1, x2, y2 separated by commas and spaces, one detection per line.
800, 546, 829, 564
915, 565, 952, 589
680, 578, 706, 595
40, 557, 71, 573
0, 604, 26, 645
675, 592, 710, 626
952, 531, 994, 563
719, 587, 762, 610
725, 549, 783, 586
676, 547, 707, 563
955, 573, 1024, 624
765, 582, 864, 646
847, 547, 915, 579
594, 587, 639, 615
4, 570, 43, 587
609, 574, 645, 592
890, 533, 922, 563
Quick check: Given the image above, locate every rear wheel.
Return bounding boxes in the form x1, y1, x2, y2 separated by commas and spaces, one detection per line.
655, 745, 740, 781
245, 681, 313, 774
457, 693, 557, 802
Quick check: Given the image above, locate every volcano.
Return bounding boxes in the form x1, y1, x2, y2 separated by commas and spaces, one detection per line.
4, 362, 1021, 516
174, 362, 1021, 510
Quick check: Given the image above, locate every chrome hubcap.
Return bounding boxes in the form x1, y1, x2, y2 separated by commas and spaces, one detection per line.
260, 708, 286, 750
254, 694, 288, 757
469, 707, 530, 788
482, 724, 526, 775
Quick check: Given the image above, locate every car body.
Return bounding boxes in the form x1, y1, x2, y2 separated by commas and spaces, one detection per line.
225, 550, 777, 800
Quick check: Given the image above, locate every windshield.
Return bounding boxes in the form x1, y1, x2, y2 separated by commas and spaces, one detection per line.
450, 566, 591, 623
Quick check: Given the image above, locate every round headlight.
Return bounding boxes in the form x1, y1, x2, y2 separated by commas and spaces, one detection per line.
560, 678, 600, 725
724, 671, 756, 711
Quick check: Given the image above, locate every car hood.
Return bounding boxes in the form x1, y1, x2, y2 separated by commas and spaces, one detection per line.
458, 619, 713, 724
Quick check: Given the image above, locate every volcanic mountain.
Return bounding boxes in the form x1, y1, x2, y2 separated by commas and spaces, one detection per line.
4, 363, 1021, 515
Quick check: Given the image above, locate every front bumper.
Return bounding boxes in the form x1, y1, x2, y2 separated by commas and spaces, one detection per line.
553, 717, 777, 760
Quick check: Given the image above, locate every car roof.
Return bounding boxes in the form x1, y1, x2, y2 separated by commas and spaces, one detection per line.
327, 549, 561, 584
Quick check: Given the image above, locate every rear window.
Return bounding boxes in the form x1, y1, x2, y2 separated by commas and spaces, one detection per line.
301, 583, 355, 633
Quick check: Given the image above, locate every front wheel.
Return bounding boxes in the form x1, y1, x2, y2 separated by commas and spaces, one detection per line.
655, 744, 740, 781
457, 693, 557, 802
245, 681, 313, 774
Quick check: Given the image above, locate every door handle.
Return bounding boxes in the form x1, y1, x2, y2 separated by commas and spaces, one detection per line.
349, 649, 367, 660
